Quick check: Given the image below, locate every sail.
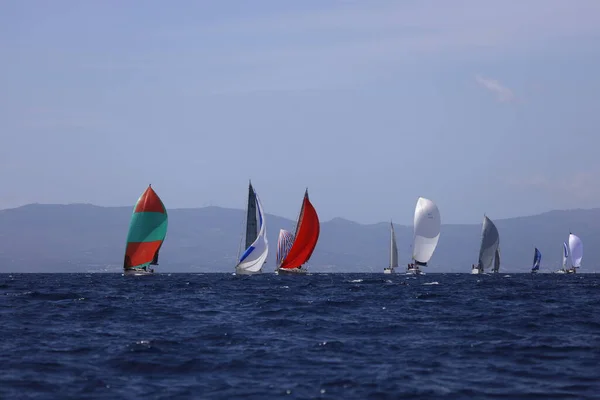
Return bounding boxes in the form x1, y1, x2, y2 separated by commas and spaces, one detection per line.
390, 222, 398, 268
279, 190, 320, 270
477, 216, 499, 270
562, 242, 569, 269
568, 233, 583, 268
412, 197, 441, 266
244, 182, 258, 250
531, 247, 541, 272
236, 187, 268, 273
276, 229, 294, 267
492, 248, 500, 272
123, 185, 168, 271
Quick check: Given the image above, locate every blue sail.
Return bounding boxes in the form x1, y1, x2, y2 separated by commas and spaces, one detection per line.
531, 247, 541, 272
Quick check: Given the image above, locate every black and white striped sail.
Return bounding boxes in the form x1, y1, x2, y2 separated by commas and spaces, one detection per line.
276, 229, 294, 268
477, 216, 500, 270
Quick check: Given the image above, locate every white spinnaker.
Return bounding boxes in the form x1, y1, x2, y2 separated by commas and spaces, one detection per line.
236, 194, 269, 272
412, 197, 441, 264
568, 233, 583, 268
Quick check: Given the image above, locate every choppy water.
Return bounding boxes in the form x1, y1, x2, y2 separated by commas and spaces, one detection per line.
0, 273, 599, 399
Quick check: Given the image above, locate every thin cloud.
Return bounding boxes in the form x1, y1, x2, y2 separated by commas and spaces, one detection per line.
475, 75, 515, 103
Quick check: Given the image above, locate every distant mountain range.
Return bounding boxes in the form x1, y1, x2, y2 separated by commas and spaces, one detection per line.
0, 204, 598, 273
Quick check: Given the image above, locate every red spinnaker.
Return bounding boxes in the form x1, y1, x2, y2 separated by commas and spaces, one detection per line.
279, 191, 320, 269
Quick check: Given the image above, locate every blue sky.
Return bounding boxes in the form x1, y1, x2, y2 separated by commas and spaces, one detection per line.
1, 0, 600, 224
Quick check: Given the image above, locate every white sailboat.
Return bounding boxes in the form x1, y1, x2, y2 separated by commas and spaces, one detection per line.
407, 197, 441, 275
383, 221, 398, 274
555, 234, 582, 274
235, 181, 268, 274
471, 215, 499, 274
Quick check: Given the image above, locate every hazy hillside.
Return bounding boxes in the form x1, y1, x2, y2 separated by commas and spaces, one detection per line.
0, 204, 598, 273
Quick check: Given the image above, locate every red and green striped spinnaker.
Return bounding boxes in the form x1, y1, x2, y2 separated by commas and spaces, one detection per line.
123, 185, 168, 271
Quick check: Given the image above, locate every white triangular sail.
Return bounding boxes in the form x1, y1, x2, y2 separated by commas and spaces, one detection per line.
568, 233, 583, 268
236, 191, 268, 273
390, 222, 398, 268
412, 197, 441, 266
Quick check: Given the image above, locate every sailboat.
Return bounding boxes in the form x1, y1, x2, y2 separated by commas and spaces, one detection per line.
555, 242, 569, 274
407, 197, 441, 275
531, 247, 541, 273
235, 181, 268, 275
556, 234, 583, 274
383, 221, 398, 274
275, 189, 320, 274
123, 184, 168, 276
471, 215, 499, 274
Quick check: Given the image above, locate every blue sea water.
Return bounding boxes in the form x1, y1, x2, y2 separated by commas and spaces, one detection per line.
0, 273, 599, 399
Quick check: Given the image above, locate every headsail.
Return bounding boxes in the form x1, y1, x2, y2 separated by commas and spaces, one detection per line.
244, 182, 258, 250
531, 247, 541, 272
279, 190, 320, 270
236, 183, 268, 273
276, 229, 294, 267
390, 222, 398, 269
123, 185, 168, 271
412, 197, 441, 267
477, 215, 499, 270
492, 248, 500, 273
568, 233, 583, 268
562, 242, 569, 269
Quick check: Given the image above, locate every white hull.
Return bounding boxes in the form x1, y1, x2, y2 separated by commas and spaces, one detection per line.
406, 267, 422, 275
276, 267, 308, 274
471, 268, 483, 274
235, 267, 262, 275
123, 268, 155, 276
383, 267, 395, 274
555, 269, 576, 274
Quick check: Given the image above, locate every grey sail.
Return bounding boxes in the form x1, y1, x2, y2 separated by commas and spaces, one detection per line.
244, 182, 258, 250
390, 222, 398, 268
492, 248, 500, 273
478, 216, 500, 270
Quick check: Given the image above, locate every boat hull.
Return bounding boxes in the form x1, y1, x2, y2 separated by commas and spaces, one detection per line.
123, 268, 155, 276
406, 267, 422, 275
276, 267, 308, 274
471, 268, 483, 274
383, 267, 394, 274
235, 267, 262, 275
